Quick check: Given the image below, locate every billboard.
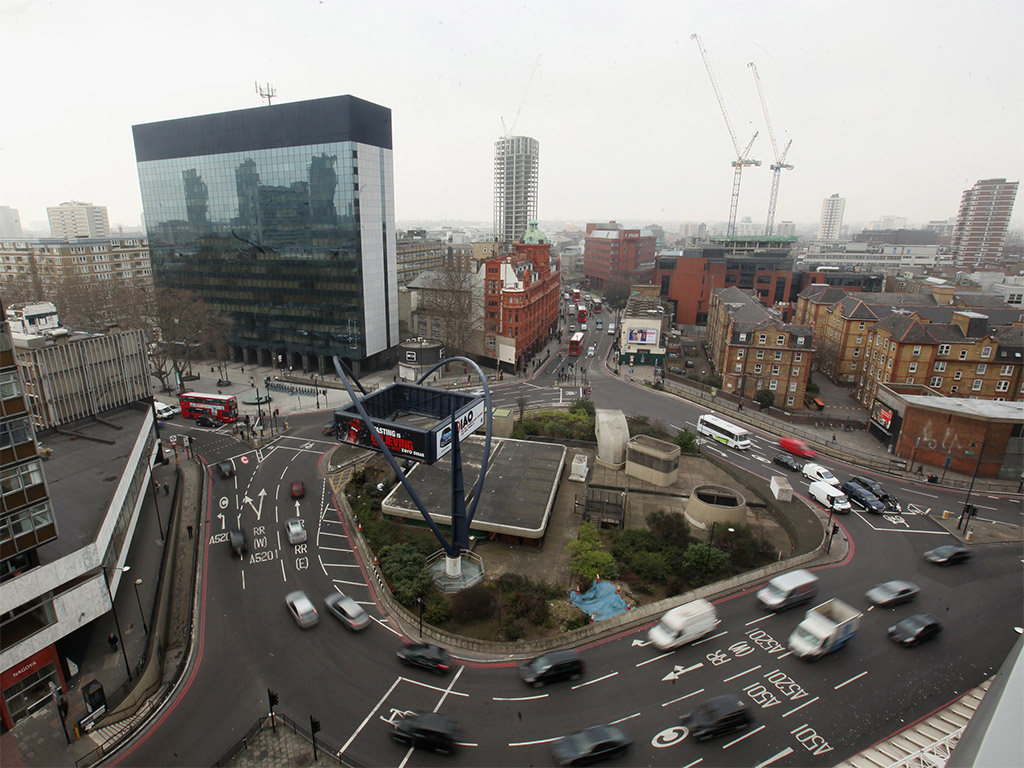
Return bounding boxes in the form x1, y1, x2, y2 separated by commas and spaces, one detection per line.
870, 399, 893, 431
338, 415, 430, 461
627, 327, 659, 345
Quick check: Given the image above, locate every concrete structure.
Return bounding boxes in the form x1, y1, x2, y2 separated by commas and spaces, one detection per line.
133, 95, 398, 375
5, 303, 60, 336
624, 435, 679, 487
583, 222, 656, 291
616, 291, 667, 369
46, 202, 109, 239
0, 206, 23, 238
684, 484, 748, 532
818, 194, 846, 240
951, 178, 1018, 270
991, 276, 1024, 308
800, 241, 949, 271
0, 238, 152, 299
594, 409, 628, 468
493, 136, 539, 244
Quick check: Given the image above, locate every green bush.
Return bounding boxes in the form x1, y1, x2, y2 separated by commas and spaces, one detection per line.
378, 542, 433, 607
673, 429, 699, 454
450, 582, 496, 622
646, 510, 691, 549
501, 618, 528, 642
566, 522, 619, 580
569, 398, 595, 417
423, 594, 452, 624
563, 607, 592, 632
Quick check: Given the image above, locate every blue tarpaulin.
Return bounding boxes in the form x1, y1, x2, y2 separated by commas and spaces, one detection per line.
569, 580, 629, 621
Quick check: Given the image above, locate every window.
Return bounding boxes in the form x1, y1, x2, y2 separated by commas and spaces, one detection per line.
858, 322, 866, 330
977, 363, 987, 374
908, 362, 917, 373
981, 346, 991, 358
954, 370, 963, 380
754, 364, 762, 374
792, 367, 800, 377
972, 379, 982, 391
777, 335, 785, 345
738, 333, 747, 342
0, 370, 22, 399
774, 350, 783, 360
1000, 365, 1013, 375
1, 461, 44, 495
959, 349, 968, 360
756, 350, 764, 360
853, 348, 861, 358
938, 344, 951, 356
996, 381, 1009, 392
950, 385, 959, 393
933, 361, 946, 372
929, 376, 943, 387
856, 336, 863, 344
758, 334, 767, 344
789, 381, 797, 392
905, 377, 915, 384
913, 345, 921, 356
736, 349, 745, 358
769, 380, 778, 390
0, 417, 32, 449
795, 352, 803, 362
772, 365, 780, 375
734, 363, 742, 372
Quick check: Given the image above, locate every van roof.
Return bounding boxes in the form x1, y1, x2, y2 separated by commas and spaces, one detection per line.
768, 569, 817, 590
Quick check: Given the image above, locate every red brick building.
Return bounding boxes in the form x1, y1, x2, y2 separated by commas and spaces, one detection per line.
583, 222, 655, 291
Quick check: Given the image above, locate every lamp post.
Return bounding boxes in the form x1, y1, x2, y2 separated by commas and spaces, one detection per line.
102, 565, 133, 681
704, 523, 735, 572
959, 435, 988, 532
133, 578, 148, 635
149, 467, 165, 543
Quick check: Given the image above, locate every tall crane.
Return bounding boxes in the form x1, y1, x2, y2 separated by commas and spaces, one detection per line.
501, 55, 541, 138
748, 61, 793, 236
691, 34, 760, 237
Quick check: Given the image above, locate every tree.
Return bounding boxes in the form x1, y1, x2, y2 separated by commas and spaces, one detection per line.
515, 395, 529, 422
566, 522, 619, 580
412, 260, 484, 358
601, 274, 633, 309
754, 388, 775, 410
673, 429, 699, 454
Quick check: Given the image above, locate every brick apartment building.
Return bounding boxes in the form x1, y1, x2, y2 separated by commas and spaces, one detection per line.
583, 222, 655, 291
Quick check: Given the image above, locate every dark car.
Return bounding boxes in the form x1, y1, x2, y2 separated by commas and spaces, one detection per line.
397, 643, 452, 674
217, 460, 234, 479
290, 480, 305, 499
551, 724, 632, 766
324, 592, 369, 631
685, 359, 695, 368
778, 437, 817, 459
849, 474, 888, 501
229, 529, 247, 558
888, 613, 943, 647
668, 366, 684, 375
681, 694, 752, 741
773, 453, 803, 471
196, 415, 218, 428
322, 421, 337, 437
841, 481, 886, 513
519, 649, 584, 688
866, 580, 920, 607
924, 545, 971, 565
391, 712, 460, 753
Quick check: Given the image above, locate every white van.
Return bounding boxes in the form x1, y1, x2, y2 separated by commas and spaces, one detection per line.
154, 401, 175, 420
802, 462, 840, 486
647, 599, 719, 650
757, 569, 819, 611
808, 480, 851, 513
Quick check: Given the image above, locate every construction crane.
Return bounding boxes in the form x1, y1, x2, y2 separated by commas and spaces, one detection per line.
691, 34, 760, 237
748, 62, 793, 236
502, 55, 541, 138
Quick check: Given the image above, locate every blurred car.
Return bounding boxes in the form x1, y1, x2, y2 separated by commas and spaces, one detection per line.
924, 545, 971, 565
321, 421, 337, 436
685, 359, 695, 368
569, 324, 576, 332
668, 366, 684, 375
167, 401, 182, 415
324, 592, 370, 630
285, 590, 319, 628
290, 480, 305, 499
284, 517, 307, 545
397, 643, 452, 674
802, 462, 840, 486
551, 724, 632, 766
841, 481, 887, 513
228, 529, 247, 558
849, 474, 888, 501
778, 437, 817, 459
390, 712, 459, 753
196, 415, 218, 428
681, 694, 752, 741
217, 460, 234, 479
866, 580, 920, 607
888, 613, 942, 647
773, 453, 803, 471
519, 649, 584, 688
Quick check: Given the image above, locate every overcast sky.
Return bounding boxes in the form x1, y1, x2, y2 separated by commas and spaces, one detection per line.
2, 0, 1022, 233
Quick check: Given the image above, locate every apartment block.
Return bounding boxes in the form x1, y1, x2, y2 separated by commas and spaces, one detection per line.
0, 238, 152, 296
47, 202, 110, 239
951, 178, 1018, 270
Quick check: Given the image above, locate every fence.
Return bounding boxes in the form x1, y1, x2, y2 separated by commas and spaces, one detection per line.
212, 711, 356, 767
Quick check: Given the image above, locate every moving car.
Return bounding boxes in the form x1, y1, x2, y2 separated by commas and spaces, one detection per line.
324, 592, 370, 630
397, 643, 452, 674
228, 529, 247, 558
284, 517, 307, 545
924, 545, 971, 565
321, 421, 337, 436
390, 712, 460, 753
849, 474, 888, 501
290, 480, 305, 499
680, 694, 752, 741
778, 437, 817, 459
285, 590, 319, 628
773, 453, 803, 471
196, 415, 218, 428
217, 460, 234, 479
569, 324, 576, 332
519, 649, 584, 688
551, 724, 632, 766
154, 401, 175, 420
757, 570, 818, 611
888, 613, 942, 647
802, 462, 840, 486
866, 580, 920, 607
841, 481, 887, 513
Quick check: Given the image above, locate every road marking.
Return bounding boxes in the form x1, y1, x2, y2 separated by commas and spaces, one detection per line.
681, 759, 704, 768
782, 696, 819, 717
317, 546, 352, 552
756, 747, 796, 766
834, 671, 867, 690
241, 570, 245, 590
722, 724, 766, 748
692, 630, 728, 646
777, 651, 792, 659
662, 688, 705, 707
723, 665, 762, 682
572, 671, 618, 689
493, 694, 547, 701
398, 675, 469, 697
662, 663, 704, 681
318, 530, 349, 538
609, 712, 642, 725
331, 577, 367, 587
907, 489, 939, 498
631, 638, 651, 647
509, 735, 561, 746
321, 562, 361, 568
972, 504, 996, 511
636, 652, 674, 667
280, 559, 286, 582
339, 677, 402, 754
745, 614, 774, 626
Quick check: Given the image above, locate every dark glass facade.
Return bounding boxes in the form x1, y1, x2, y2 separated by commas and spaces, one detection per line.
133, 96, 398, 371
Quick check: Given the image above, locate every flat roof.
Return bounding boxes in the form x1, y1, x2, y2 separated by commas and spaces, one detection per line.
901, 396, 1024, 421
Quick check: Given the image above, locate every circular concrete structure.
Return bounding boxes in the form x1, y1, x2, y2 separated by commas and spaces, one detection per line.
685, 483, 748, 532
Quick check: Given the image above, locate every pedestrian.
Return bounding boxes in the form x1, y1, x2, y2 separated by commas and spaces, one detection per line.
153, 478, 160, 493
108, 633, 118, 652
187, 524, 193, 539
832, 434, 836, 443
163, 482, 169, 496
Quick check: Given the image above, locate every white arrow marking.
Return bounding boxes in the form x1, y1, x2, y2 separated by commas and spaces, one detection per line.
631, 638, 651, 647
242, 489, 267, 521
662, 662, 704, 681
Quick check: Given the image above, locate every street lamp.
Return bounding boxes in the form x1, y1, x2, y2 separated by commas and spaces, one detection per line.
133, 578, 148, 635
102, 565, 133, 681
704, 522, 735, 572
959, 434, 989, 532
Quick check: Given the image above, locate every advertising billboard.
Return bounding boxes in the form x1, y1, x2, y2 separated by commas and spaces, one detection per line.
627, 327, 659, 345
870, 399, 893, 431
433, 400, 486, 461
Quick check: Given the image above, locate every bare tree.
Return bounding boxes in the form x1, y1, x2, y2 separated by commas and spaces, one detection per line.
515, 395, 529, 422
413, 261, 483, 358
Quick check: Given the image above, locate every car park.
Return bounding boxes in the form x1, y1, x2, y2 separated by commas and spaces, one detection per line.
802, 462, 840, 486
196, 415, 218, 428
519, 649, 584, 687
551, 724, 632, 766
216, 460, 234, 479
396, 643, 452, 673
888, 613, 942, 647
229, 529, 247, 558
290, 480, 305, 499
841, 481, 887, 513
773, 453, 803, 471
285, 590, 319, 628
849, 474, 888, 500
778, 437, 816, 459
324, 592, 369, 630
924, 545, 971, 565
390, 712, 460, 753
680, 694, 752, 741
284, 517, 307, 545
866, 580, 920, 607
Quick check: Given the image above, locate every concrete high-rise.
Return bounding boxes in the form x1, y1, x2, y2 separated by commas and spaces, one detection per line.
47, 201, 109, 238
951, 178, 1019, 270
493, 136, 539, 243
818, 194, 846, 240
132, 95, 398, 373
0, 206, 23, 238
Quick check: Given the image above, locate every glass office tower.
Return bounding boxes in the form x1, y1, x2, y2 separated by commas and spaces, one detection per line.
133, 95, 398, 373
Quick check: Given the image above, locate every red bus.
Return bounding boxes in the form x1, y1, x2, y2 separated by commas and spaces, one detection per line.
572, 288, 581, 303
568, 332, 585, 356
577, 305, 588, 323
179, 392, 239, 422
593, 300, 602, 314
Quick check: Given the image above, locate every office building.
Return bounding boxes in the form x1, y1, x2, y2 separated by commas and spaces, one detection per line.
46, 202, 110, 239
133, 95, 398, 374
818, 194, 846, 240
493, 136, 539, 244
583, 222, 656, 291
0, 207, 23, 239
951, 178, 1019, 270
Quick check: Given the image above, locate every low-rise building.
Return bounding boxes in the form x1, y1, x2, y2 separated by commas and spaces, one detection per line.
583, 222, 656, 291
616, 292, 667, 369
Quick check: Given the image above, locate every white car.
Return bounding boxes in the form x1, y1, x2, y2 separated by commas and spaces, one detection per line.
802, 462, 840, 487
285, 590, 319, 628
285, 518, 307, 545
569, 324, 576, 332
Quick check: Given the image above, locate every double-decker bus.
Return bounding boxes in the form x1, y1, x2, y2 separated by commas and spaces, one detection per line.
568, 332, 585, 356
696, 414, 751, 450
577, 305, 588, 323
179, 392, 239, 423
572, 288, 581, 303
593, 300, 602, 314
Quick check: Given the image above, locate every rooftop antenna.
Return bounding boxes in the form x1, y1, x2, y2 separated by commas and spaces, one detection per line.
255, 81, 277, 106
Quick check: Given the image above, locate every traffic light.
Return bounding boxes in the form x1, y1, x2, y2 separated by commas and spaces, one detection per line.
310, 716, 321, 734
268, 689, 279, 708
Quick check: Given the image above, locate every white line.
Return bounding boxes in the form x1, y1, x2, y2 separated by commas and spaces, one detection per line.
493, 694, 547, 701
280, 559, 286, 582
635, 652, 673, 667
662, 688, 705, 707
681, 759, 704, 768
318, 530, 350, 538
317, 546, 353, 553
332, 578, 369, 587
322, 562, 361, 568
692, 630, 728, 646
397, 675, 469, 697
509, 735, 562, 747
432, 665, 465, 712
609, 712, 642, 725
339, 677, 402, 754
722, 724, 766, 748
972, 504, 996, 511
745, 614, 774, 626
834, 671, 868, 690
241, 570, 245, 590
755, 746, 796, 766
776, 651, 792, 660
571, 671, 618, 689
907, 489, 939, 498
782, 696, 819, 717
723, 665, 762, 682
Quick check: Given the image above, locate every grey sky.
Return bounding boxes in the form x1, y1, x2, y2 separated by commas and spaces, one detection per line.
1, 0, 1022, 232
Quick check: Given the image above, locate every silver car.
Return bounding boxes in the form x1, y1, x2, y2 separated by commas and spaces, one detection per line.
285, 517, 307, 545
325, 592, 370, 631
285, 590, 319, 628
865, 580, 920, 607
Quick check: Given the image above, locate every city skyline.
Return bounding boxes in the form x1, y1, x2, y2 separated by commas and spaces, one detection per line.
1, 0, 1022, 233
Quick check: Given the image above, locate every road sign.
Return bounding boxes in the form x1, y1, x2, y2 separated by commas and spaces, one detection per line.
240, 456, 250, 464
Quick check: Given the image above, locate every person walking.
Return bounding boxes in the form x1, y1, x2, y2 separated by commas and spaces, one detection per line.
108, 633, 118, 652
163, 482, 169, 496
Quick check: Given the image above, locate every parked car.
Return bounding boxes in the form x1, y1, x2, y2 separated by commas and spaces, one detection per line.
390, 712, 460, 753
668, 366, 684, 375
849, 474, 888, 501
773, 453, 803, 471
397, 643, 452, 674
285, 590, 319, 628
778, 437, 817, 459
196, 415, 218, 428
841, 481, 887, 513
229, 529, 247, 558
924, 545, 971, 565
551, 724, 632, 766
290, 480, 305, 499
685, 359, 695, 368
802, 462, 840, 486
888, 613, 942, 647
284, 517, 307, 545
680, 694, 752, 741
866, 580, 920, 607
324, 592, 370, 630
519, 649, 584, 688
217, 460, 234, 479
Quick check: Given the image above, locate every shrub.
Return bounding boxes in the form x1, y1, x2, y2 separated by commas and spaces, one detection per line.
450, 583, 496, 622
646, 510, 691, 549
423, 594, 452, 625
569, 398, 595, 417
501, 618, 528, 642
673, 429, 699, 454
754, 389, 775, 409
566, 522, 620, 580
378, 542, 433, 607
563, 607, 592, 632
